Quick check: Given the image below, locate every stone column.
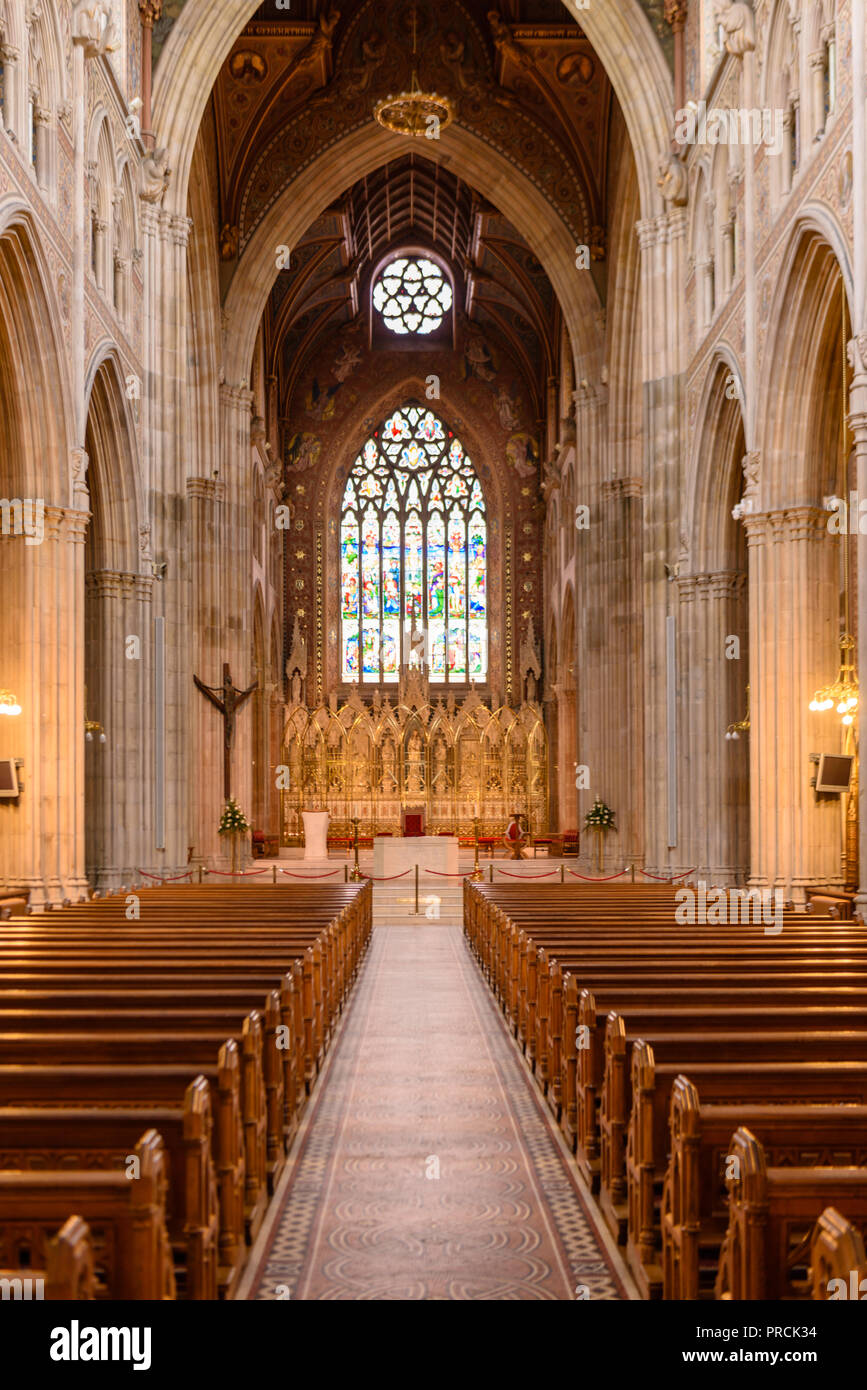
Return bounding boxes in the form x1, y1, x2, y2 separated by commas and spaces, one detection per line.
0, 508, 90, 906
637, 207, 687, 874
138, 176, 193, 874
677, 570, 748, 883
218, 382, 256, 860
188, 474, 226, 865
744, 508, 841, 900
557, 683, 577, 833
598, 476, 645, 870
84, 570, 154, 890
0, 45, 20, 138
138, 2, 162, 150
543, 690, 558, 830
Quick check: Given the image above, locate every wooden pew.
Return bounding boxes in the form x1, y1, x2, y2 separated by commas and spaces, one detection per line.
660, 1077, 867, 1299
809, 1207, 867, 1300
625, 1049, 867, 1298
714, 1128, 867, 1300
597, 1015, 867, 1241
0, 1130, 176, 1299
0, 1047, 246, 1296
0, 1076, 218, 1300
0, 882, 373, 1301
0, 1215, 95, 1300
0, 1015, 270, 1242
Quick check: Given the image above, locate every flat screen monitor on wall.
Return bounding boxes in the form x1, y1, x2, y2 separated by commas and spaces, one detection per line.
815, 754, 854, 795
0, 760, 19, 798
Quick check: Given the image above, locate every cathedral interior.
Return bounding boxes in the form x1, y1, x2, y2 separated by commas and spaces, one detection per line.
4, 0, 867, 1327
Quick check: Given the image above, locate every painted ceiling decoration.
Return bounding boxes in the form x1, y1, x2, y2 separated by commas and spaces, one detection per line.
211, 0, 613, 255
205, 0, 632, 431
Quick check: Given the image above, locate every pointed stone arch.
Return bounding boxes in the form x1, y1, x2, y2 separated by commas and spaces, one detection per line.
83, 351, 152, 890
152, 0, 671, 227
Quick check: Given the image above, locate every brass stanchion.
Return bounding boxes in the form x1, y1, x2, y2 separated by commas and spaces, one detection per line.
415, 863, 419, 916
349, 816, 363, 882
560, 864, 564, 884
471, 815, 483, 882
272, 865, 277, 885
489, 862, 493, 883
344, 863, 348, 883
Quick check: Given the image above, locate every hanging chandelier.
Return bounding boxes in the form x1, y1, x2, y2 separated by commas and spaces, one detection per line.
809, 634, 859, 726
374, 5, 454, 138
0, 690, 21, 716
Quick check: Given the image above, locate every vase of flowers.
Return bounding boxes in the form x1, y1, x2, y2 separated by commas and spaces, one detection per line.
218, 798, 250, 874
584, 799, 616, 873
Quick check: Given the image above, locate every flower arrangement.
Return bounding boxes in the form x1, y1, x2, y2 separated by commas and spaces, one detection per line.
218, 799, 250, 835
584, 799, 616, 831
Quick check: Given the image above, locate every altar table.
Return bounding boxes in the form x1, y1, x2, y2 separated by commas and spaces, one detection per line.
373, 834, 459, 879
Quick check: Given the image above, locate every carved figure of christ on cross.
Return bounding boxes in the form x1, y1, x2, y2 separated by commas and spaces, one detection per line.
193, 663, 257, 801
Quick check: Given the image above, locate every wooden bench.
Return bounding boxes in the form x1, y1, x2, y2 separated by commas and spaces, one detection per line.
0, 882, 373, 1300
809, 1207, 867, 1300
625, 1049, 867, 1298
0, 1077, 219, 1299
0, 1046, 245, 1295
715, 1128, 867, 1300
462, 881, 867, 1306
0, 1215, 95, 1300
660, 1077, 867, 1299
0, 1130, 176, 1299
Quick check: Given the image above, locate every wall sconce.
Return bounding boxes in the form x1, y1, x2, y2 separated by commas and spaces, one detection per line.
726, 685, 751, 741
0, 691, 22, 716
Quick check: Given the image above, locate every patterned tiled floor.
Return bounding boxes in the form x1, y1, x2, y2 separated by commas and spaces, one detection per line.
244, 924, 630, 1301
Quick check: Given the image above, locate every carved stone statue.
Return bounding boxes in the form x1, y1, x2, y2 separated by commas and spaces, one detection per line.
714, 0, 756, 57
286, 617, 308, 707
140, 147, 170, 204
657, 152, 688, 207
519, 616, 542, 704
406, 731, 425, 796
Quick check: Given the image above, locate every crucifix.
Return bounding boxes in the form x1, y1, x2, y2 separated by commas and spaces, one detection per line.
193, 663, 257, 801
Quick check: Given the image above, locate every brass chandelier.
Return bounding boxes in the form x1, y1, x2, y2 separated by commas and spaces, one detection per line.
374, 5, 454, 138
809, 633, 858, 726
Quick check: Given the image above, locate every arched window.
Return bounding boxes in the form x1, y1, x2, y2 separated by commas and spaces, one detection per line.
340, 403, 487, 685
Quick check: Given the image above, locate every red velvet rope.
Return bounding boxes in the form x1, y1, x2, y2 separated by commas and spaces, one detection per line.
204, 867, 269, 877
136, 870, 194, 882
368, 869, 413, 881
497, 867, 561, 879
565, 868, 630, 882
278, 868, 343, 879
639, 868, 696, 882
424, 868, 473, 877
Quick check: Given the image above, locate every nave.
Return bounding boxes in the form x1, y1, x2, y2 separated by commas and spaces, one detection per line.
241, 900, 628, 1301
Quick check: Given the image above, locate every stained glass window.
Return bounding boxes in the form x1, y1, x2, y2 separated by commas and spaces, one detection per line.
372, 257, 453, 336
340, 403, 487, 684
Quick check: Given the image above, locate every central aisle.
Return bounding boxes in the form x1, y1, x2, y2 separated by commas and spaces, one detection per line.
243, 912, 631, 1301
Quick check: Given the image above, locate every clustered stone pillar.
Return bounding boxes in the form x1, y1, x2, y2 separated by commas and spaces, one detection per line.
677, 571, 748, 883
0, 509, 90, 906
84, 571, 154, 889
188, 475, 227, 866
637, 207, 687, 873
601, 477, 644, 869
745, 508, 842, 900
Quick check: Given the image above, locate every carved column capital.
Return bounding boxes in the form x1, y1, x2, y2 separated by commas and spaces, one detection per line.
138, 0, 163, 27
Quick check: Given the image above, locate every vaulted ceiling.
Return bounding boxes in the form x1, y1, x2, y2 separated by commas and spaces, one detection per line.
200, 0, 635, 426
